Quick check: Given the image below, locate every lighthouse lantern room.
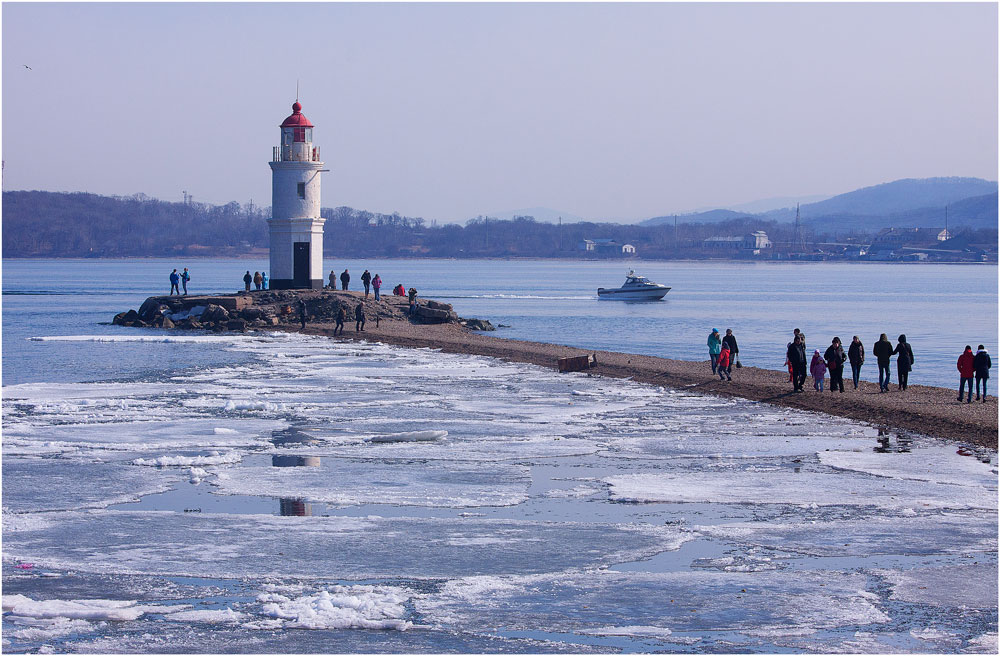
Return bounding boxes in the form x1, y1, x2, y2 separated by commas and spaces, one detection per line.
267, 100, 326, 289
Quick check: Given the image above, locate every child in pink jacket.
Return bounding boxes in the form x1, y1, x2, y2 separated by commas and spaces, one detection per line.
810, 349, 827, 391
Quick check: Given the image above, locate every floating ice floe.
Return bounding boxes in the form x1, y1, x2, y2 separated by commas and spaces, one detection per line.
605, 469, 995, 510
132, 451, 241, 467
3, 511, 689, 579
258, 586, 412, 630
368, 430, 448, 443
875, 563, 998, 608
2, 594, 169, 621
415, 569, 888, 637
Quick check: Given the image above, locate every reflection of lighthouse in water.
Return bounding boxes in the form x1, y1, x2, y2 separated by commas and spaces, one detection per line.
279, 498, 312, 516
267, 100, 327, 289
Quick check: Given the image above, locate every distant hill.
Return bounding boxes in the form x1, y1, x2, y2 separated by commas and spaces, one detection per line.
804, 191, 999, 233
641, 177, 997, 231
725, 194, 832, 214
772, 177, 997, 220
641, 208, 752, 227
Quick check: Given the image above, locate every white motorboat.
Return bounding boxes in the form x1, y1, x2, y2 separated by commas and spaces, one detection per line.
597, 270, 670, 301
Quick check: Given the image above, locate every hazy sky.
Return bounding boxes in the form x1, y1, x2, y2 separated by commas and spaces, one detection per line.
2, 2, 997, 223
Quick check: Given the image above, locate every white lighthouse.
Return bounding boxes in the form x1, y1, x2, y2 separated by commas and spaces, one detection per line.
267, 100, 326, 289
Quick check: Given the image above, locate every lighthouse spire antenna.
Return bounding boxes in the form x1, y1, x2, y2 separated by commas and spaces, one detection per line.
296, 79, 299, 102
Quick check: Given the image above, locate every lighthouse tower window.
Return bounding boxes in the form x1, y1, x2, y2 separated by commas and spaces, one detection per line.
297, 182, 306, 199
294, 127, 312, 143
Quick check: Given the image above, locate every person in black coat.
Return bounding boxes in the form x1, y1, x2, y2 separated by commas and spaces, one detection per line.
334, 306, 346, 336
340, 269, 350, 291
893, 334, 914, 391
354, 302, 366, 332
298, 299, 307, 331
361, 269, 372, 297
786, 334, 807, 392
824, 337, 846, 393
974, 345, 991, 402
848, 336, 865, 390
872, 333, 894, 392
723, 329, 739, 376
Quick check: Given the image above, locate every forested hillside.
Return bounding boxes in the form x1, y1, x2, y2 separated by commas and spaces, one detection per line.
3, 190, 801, 259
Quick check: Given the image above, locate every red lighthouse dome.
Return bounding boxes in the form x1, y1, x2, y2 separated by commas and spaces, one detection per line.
280, 101, 314, 128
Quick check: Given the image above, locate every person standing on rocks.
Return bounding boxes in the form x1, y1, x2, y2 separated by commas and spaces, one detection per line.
722, 329, 740, 375
354, 302, 366, 332
169, 269, 180, 295
334, 306, 346, 336
824, 337, 846, 393
873, 334, 894, 392
261, 272, 268, 290
717, 343, 732, 381
180, 268, 190, 295
787, 334, 807, 392
810, 349, 827, 391
253, 271, 263, 291
329, 270, 336, 289
848, 336, 865, 390
340, 269, 350, 291
408, 288, 418, 315
974, 345, 991, 402
707, 329, 722, 374
893, 334, 914, 391
298, 299, 307, 331
243, 271, 252, 292
957, 345, 975, 403
361, 270, 372, 297
373, 274, 382, 301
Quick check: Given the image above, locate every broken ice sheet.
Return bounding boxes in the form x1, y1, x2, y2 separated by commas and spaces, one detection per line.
875, 563, 998, 608
4, 510, 690, 579
694, 512, 997, 558
414, 569, 888, 636
605, 469, 996, 509
2, 458, 183, 513
209, 456, 531, 507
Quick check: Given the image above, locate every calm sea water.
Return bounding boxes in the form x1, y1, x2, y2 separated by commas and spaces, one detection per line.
2, 258, 996, 388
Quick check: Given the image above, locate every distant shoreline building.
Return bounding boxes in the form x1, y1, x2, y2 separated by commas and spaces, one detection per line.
267, 100, 327, 289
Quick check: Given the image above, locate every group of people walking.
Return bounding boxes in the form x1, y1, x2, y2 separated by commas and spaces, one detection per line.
957, 345, 992, 403
328, 269, 384, 300
707, 328, 740, 381
784, 331, 913, 394
168, 268, 191, 295
707, 328, 992, 403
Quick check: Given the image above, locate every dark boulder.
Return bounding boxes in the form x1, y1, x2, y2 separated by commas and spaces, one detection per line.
138, 298, 167, 322
463, 318, 496, 331
201, 304, 230, 323
226, 319, 248, 332
113, 309, 139, 326
240, 307, 265, 321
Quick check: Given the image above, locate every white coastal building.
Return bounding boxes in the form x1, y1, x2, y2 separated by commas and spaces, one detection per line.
267, 100, 327, 289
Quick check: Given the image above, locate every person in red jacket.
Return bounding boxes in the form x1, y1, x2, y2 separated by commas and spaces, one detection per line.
957, 345, 976, 403
717, 344, 732, 381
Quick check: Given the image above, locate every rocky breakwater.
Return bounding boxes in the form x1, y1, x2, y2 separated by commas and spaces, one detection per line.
113, 290, 495, 332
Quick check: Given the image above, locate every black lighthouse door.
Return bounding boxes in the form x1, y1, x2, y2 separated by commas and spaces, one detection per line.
293, 243, 310, 288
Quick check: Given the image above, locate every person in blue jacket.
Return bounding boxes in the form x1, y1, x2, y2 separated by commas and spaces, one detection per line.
261, 271, 269, 290
180, 268, 190, 295
707, 328, 722, 374
169, 269, 180, 295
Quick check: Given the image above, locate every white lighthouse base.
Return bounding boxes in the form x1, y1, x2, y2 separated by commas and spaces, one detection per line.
266, 217, 326, 289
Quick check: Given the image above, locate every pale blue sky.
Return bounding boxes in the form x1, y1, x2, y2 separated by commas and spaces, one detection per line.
2, 2, 996, 223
